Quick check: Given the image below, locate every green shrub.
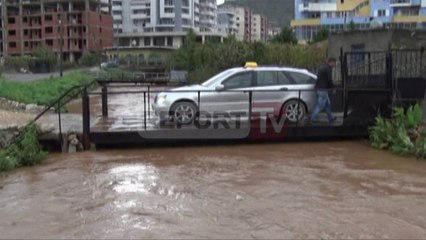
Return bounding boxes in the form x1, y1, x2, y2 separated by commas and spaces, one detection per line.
271, 26, 298, 45
79, 52, 102, 67
169, 34, 327, 78
369, 103, 426, 158
0, 123, 48, 172
4, 56, 32, 71
62, 61, 77, 70
32, 45, 57, 68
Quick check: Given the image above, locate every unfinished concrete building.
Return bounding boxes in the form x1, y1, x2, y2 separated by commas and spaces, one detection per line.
1, 0, 114, 62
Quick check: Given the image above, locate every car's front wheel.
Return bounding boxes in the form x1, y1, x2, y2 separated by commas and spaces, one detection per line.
171, 101, 197, 125
282, 100, 306, 123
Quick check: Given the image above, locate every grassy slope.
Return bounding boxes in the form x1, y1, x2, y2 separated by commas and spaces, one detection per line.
0, 72, 92, 106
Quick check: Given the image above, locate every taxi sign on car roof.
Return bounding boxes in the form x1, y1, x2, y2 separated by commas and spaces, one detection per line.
244, 62, 258, 68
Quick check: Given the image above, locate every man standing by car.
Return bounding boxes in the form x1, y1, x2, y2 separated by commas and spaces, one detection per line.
310, 57, 337, 123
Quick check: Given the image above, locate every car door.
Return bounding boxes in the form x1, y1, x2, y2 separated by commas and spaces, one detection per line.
283, 70, 317, 112
208, 70, 254, 116
252, 70, 294, 116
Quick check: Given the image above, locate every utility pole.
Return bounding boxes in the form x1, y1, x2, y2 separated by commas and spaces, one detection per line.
59, 8, 63, 77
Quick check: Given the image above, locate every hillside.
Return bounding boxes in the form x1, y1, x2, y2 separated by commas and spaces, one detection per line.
219, 0, 294, 26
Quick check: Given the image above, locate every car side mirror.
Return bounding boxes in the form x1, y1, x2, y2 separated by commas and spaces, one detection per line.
215, 84, 225, 91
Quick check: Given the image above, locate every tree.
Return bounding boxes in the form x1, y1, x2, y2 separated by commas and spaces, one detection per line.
32, 45, 56, 67
311, 27, 329, 43
349, 20, 356, 31
271, 26, 297, 45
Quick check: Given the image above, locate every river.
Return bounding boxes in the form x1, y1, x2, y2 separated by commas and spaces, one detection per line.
1, 140, 425, 238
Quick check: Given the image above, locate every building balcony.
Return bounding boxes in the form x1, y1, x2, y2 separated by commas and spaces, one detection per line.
390, 0, 420, 6
290, 18, 321, 27
131, 14, 148, 19
299, 3, 337, 12
393, 14, 426, 22
112, 5, 122, 11
113, 14, 122, 20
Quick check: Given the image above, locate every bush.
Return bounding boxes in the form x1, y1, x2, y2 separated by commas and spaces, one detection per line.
0, 123, 48, 172
32, 45, 56, 68
169, 35, 327, 84
62, 61, 77, 70
4, 56, 32, 71
271, 26, 298, 45
369, 104, 426, 158
79, 52, 102, 67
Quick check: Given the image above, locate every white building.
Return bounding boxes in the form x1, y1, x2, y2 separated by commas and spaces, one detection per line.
217, 6, 237, 36
234, 6, 252, 42
251, 14, 267, 42
199, 0, 217, 32
108, 0, 217, 33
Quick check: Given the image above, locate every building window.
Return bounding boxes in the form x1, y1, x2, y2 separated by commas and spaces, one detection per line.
8, 30, 16, 36
351, 44, 365, 64
154, 37, 165, 46
378, 9, 386, 17
8, 18, 15, 24
45, 15, 53, 21
45, 27, 53, 34
165, 8, 174, 13
9, 42, 17, 48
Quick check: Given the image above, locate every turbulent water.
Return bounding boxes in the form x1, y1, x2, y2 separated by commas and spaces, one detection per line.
0, 141, 425, 239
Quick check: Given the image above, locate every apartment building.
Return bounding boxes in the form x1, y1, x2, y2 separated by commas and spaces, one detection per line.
1, 0, 114, 62
291, 0, 426, 41
108, 0, 217, 33
217, 5, 271, 42
251, 14, 267, 41
234, 6, 252, 41
199, 0, 217, 31
267, 21, 281, 40
217, 6, 237, 35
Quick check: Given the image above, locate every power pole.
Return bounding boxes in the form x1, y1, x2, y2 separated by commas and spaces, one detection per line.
59, 9, 63, 77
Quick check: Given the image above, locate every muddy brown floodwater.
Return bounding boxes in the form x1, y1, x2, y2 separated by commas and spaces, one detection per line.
1, 141, 426, 239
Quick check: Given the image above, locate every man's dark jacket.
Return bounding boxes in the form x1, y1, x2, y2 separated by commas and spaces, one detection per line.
315, 63, 333, 89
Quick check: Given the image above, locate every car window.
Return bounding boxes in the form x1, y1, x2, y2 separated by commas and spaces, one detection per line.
256, 71, 277, 86
286, 71, 316, 84
201, 68, 240, 87
222, 72, 252, 89
278, 71, 292, 85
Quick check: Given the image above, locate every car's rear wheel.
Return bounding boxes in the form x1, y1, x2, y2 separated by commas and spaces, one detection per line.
282, 100, 306, 123
171, 101, 197, 125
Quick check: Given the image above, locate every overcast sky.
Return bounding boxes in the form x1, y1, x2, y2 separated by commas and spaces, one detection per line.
217, 0, 225, 4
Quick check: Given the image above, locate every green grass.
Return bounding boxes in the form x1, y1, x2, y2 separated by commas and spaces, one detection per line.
0, 72, 93, 106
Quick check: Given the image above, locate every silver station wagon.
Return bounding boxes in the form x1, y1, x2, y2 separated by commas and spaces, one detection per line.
152, 63, 317, 125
